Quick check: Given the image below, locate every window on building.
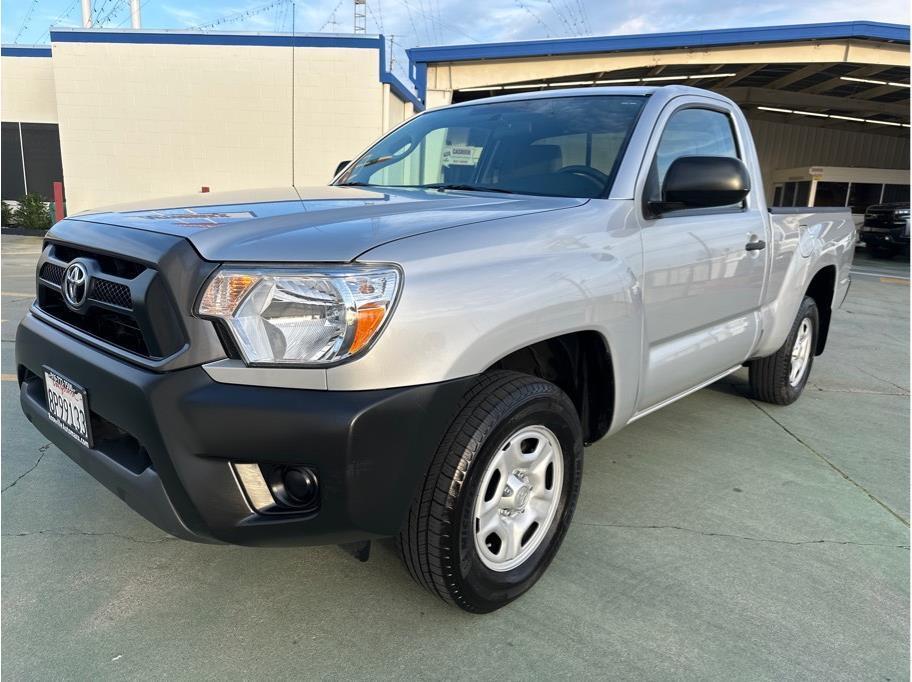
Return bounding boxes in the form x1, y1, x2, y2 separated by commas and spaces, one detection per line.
794, 181, 811, 207
782, 182, 797, 206
1, 122, 63, 201
848, 183, 883, 214
813, 181, 849, 207
882, 184, 910, 203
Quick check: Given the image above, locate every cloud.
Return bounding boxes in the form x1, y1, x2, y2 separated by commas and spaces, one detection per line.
161, 4, 204, 27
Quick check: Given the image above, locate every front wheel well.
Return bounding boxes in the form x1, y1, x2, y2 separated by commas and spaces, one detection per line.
805, 265, 836, 355
486, 331, 614, 443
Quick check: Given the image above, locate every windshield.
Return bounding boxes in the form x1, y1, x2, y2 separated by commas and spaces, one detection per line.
336, 95, 646, 199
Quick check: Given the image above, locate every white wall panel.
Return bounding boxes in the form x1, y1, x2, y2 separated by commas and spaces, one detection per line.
745, 116, 910, 200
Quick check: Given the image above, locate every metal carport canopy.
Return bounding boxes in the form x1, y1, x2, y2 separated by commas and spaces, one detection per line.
406, 21, 909, 134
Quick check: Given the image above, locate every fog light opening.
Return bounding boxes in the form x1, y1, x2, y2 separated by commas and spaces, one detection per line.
278, 466, 319, 509
233, 462, 320, 514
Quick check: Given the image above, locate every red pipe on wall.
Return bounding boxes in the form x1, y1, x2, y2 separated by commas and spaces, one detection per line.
53, 182, 65, 222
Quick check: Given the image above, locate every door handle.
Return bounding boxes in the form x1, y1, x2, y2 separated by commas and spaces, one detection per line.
745, 239, 766, 251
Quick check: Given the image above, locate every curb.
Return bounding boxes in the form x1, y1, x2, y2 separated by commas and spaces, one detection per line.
1, 227, 49, 237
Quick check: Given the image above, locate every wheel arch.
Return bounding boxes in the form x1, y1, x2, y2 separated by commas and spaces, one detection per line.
804, 265, 836, 355
486, 330, 615, 444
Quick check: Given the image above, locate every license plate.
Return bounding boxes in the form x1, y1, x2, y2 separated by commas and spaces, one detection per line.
44, 368, 92, 448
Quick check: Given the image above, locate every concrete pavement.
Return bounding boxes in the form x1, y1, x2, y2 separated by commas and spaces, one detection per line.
2, 234, 908, 679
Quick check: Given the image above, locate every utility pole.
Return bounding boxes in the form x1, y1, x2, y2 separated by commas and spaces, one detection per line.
81, 0, 92, 27
354, 0, 366, 34
130, 0, 142, 28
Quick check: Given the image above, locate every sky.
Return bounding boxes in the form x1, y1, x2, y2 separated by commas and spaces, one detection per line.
2, 0, 909, 82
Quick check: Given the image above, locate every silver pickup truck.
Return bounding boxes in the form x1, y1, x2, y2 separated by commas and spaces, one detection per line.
17, 85, 854, 612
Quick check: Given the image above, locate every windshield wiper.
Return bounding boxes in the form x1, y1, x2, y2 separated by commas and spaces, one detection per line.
336, 181, 375, 187
419, 183, 517, 194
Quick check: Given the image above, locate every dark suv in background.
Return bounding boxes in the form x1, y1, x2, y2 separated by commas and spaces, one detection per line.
860, 202, 910, 258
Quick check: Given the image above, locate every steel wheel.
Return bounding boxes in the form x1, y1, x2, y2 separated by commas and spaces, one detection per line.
472, 425, 564, 572
789, 317, 813, 387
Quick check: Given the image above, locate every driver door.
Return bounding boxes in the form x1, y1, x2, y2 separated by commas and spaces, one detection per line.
636, 104, 768, 411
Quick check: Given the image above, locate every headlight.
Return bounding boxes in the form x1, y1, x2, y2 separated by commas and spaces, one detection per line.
198, 266, 400, 366
896, 209, 910, 217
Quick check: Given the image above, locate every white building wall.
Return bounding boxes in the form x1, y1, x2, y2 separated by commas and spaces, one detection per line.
1, 55, 58, 123
292, 46, 386, 187
50, 39, 405, 213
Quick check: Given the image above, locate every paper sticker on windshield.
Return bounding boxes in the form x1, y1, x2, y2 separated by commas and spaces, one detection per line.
442, 145, 482, 167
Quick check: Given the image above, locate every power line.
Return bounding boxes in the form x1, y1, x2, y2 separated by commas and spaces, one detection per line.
556, 0, 584, 35
514, 0, 553, 37
563, 0, 588, 34
97, 0, 128, 26
397, 0, 480, 43
115, 0, 151, 26
317, 0, 346, 31
92, 0, 117, 22
543, 0, 576, 36
35, 0, 81, 44
574, 0, 591, 33
417, 0, 438, 44
365, 1, 384, 33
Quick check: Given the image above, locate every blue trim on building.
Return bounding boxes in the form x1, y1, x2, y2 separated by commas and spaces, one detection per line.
1, 46, 52, 57
407, 21, 910, 104
42, 28, 422, 111
377, 38, 423, 110
49, 28, 380, 49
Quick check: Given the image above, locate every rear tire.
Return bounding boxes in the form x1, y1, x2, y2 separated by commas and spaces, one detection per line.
397, 371, 583, 613
748, 296, 818, 405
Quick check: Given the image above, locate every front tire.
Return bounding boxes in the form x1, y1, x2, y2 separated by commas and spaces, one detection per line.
748, 296, 818, 405
398, 371, 583, 613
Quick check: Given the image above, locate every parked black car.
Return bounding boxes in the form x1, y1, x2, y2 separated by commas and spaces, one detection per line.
860, 202, 910, 258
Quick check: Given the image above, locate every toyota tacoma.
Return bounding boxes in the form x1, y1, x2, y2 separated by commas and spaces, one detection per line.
16, 86, 854, 612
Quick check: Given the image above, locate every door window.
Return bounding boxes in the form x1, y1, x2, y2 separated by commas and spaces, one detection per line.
654, 108, 739, 186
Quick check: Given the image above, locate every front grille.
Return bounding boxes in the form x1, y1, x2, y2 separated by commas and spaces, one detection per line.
865, 210, 904, 227
40, 288, 150, 356
52, 244, 145, 279
35, 242, 183, 360
40, 262, 65, 285
41, 260, 133, 308
90, 279, 132, 308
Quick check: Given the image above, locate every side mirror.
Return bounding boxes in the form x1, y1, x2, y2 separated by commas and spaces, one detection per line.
334, 160, 351, 177
652, 156, 750, 214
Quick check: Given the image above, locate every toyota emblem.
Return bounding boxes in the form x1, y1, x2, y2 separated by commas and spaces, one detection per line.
63, 262, 90, 310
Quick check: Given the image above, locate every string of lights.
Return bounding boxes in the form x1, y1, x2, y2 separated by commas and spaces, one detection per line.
34, 0, 81, 44
190, 0, 292, 32
515, 0, 554, 37
14, 0, 42, 43
98, 0, 128, 26
317, 0, 346, 32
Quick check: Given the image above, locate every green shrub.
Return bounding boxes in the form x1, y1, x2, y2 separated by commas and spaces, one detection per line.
1, 201, 14, 227
12, 193, 52, 230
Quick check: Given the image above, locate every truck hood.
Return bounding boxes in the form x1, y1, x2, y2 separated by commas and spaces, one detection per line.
64, 186, 586, 262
